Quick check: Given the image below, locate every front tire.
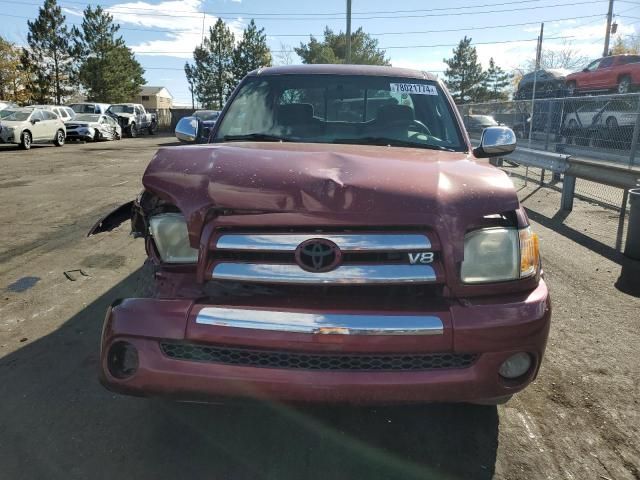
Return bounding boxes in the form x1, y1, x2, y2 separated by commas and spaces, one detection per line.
567, 81, 577, 96
20, 131, 32, 150
129, 123, 137, 138
54, 129, 65, 147
93, 130, 101, 142
148, 121, 157, 135
606, 116, 619, 128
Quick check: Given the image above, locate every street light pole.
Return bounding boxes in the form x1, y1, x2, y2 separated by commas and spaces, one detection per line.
603, 0, 614, 56
346, 0, 352, 63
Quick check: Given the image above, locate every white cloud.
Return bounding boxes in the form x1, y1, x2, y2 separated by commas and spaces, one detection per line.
105, 0, 245, 58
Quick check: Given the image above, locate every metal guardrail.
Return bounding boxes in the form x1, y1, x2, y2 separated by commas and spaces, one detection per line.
500, 146, 640, 254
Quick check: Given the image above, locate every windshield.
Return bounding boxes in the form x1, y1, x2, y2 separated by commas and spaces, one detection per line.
0, 109, 18, 119
3, 111, 31, 121
214, 75, 465, 151
195, 110, 220, 121
108, 105, 134, 114
70, 104, 98, 114
74, 114, 100, 122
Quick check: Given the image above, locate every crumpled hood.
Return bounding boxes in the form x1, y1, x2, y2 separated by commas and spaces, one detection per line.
113, 113, 134, 120
142, 142, 520, 251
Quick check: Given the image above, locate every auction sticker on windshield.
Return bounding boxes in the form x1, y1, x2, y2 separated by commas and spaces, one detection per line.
389, 83, 438, 95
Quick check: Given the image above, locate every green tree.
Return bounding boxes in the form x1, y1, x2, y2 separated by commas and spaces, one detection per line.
26, 0, 74, 104
72, 5, 145, 102
295, 27, 389, 65
0, 36, 30, 103
481, 58, 511, 101
610, 35, 640, 54
443, 36, 485, 103
232, 20, 272, 82
184, 18, 236, 109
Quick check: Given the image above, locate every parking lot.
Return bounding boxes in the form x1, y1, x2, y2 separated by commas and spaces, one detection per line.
0, 135, 638, 479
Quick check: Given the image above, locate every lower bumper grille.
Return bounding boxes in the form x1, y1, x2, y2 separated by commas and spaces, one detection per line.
160, 342, 477, 372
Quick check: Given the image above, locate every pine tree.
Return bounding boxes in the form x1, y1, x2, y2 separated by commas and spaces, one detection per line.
296, 27, 389, 65
482, 58, 511, 101
443, 36, 485, 103
26, 0, 74, 104
232, 20, 272, 83
72, 6, 145, 102
185, 19, 236, 109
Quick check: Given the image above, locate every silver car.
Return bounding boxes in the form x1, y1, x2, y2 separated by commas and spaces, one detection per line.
0, 107, 66, 150
65, 113, 122, 141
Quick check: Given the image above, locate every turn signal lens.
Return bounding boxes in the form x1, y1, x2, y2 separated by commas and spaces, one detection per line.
519, 227, 540, 278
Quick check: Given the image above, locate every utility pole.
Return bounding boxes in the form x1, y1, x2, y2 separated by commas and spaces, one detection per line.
528, 22, 544, 148
346, 0, 352, 63
603, 0, 614, 56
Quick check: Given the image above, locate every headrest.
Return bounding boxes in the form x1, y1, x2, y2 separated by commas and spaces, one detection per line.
376, 104, 414, 125
277, 103, 314, 126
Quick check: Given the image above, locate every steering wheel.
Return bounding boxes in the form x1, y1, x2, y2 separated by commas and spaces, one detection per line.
409, 119, 431, 136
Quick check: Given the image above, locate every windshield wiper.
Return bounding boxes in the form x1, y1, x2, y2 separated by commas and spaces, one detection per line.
333, 137, 456, 151
223, 133, 292, 142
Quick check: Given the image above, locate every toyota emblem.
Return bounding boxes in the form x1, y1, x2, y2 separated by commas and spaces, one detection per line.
295, 238, 342, 272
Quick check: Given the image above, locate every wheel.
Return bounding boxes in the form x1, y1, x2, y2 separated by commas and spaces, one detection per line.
53, 129, 65, 147
606, 116, 618, 128
20, 131, 32, 150
617, 76, 631, 94
566, 119, 578, 144
129, 123, 137, 138
148, 122, 158, 135
93, 130, 101, 142
567, 81, 577, 96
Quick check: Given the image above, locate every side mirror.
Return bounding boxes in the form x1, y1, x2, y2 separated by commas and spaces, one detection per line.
473, 126, 516, 158
31, 118, 40, 124
582, 68, 589, 72
175, 116, 199, 143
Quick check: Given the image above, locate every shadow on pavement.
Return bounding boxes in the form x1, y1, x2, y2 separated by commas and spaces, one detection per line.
0, 268, 499, 480
525, 207, 624, 265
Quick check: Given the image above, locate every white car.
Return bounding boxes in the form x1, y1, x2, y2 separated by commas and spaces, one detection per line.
0, 107, 66, 150
68, 102, 111, 115
65, 113, 122, 141
32, 104, 76, 122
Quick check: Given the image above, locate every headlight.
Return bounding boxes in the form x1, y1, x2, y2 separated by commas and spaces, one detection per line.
461, 227, 539, 283
148, 213, 198, 263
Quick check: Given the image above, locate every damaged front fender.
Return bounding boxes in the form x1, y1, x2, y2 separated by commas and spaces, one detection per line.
87, 201, 135, 236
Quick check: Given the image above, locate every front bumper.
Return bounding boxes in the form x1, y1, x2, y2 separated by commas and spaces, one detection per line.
65, 128, 94, 141
100, 280, 551, 404
0, 130, 16, 143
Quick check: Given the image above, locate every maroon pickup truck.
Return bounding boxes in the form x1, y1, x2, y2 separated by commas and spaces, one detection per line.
91, 65, 550, 405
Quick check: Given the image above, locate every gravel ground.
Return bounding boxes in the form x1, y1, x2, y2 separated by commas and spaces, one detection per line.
0, 137, 638, 479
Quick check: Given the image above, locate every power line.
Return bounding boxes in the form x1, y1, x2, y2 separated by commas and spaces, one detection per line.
0, 11, 618, 38
2, 0, 610, 20
11, 0, 605, 17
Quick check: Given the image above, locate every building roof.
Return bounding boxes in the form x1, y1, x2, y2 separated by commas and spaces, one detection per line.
139, 86, 173, 98
249, 64, 438, 81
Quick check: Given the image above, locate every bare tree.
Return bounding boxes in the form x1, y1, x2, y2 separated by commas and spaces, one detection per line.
521, 41, 589, 72
275, 42, 295, 65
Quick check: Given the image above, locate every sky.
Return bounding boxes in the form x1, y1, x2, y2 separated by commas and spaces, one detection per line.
2, 0, 639, 105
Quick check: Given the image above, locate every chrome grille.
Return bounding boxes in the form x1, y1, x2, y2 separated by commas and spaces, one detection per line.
210, 232, 437, 285
160, 342, 477, 371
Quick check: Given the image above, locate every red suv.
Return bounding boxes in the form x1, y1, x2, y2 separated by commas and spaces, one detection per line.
566, 54, 640, 95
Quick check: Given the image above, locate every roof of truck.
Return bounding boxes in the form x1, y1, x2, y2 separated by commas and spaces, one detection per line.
249, 64, 438, 81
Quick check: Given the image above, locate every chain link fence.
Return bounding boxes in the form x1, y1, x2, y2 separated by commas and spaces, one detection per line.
458, 93, 640, 213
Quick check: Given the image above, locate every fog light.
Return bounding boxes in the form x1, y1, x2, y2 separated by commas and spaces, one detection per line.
499, 352, 532, 379
107, 341, 139, 379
